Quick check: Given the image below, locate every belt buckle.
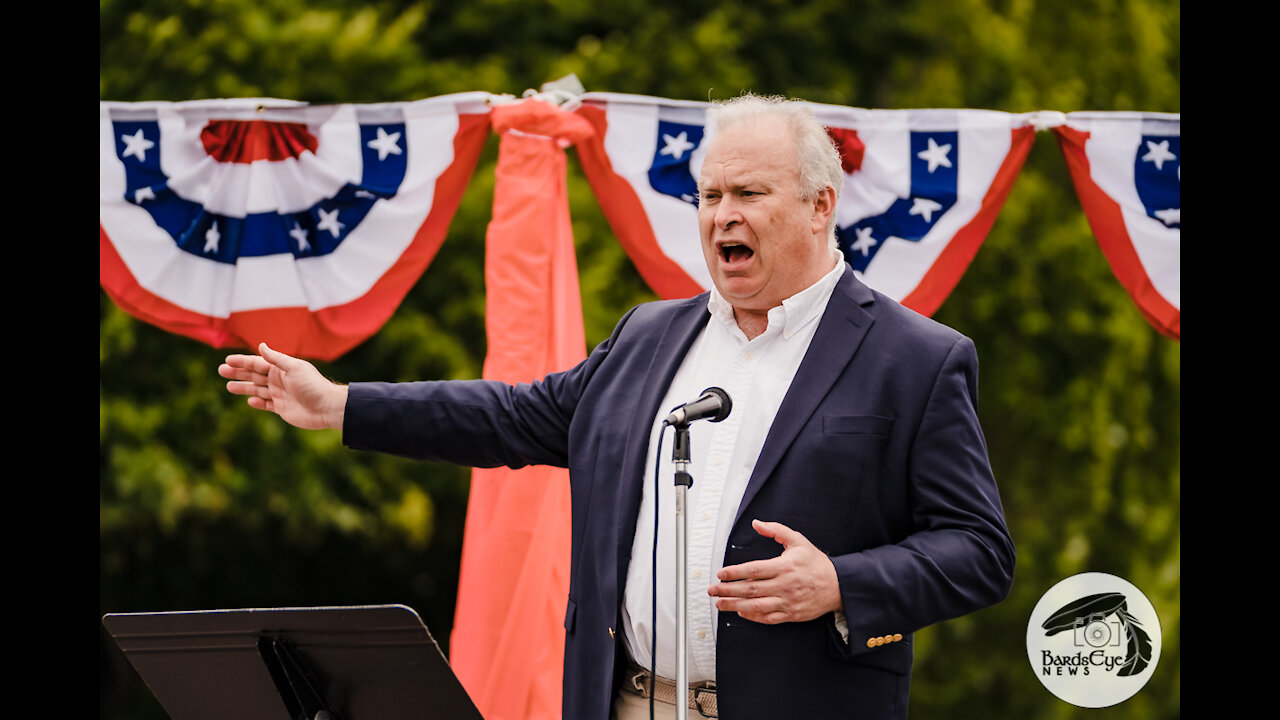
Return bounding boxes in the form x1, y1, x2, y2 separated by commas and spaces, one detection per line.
629, 669, 652, 699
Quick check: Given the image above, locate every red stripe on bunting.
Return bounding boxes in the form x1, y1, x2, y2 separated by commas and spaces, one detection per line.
574, 104, 704, 300
901, 125, 1036, 316
1053, 126, 1180, 340
100, 111, 492, 360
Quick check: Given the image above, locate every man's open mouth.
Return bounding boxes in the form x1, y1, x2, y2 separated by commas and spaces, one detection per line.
720, 242, 755, 263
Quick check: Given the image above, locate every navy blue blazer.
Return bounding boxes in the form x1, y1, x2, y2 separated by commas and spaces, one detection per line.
343, 266, 1015, 720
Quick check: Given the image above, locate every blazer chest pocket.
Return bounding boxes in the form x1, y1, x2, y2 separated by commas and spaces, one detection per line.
763, 415, 894, 532
823, 414, 893, 437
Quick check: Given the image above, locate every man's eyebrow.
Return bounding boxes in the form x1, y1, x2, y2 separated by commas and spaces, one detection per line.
697, 174, 775, 192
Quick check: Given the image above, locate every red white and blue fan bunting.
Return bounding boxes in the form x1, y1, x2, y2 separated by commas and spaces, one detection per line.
100, 93, 492, 360
574, 93, 1036, 315
813, 104, 1036, 314
1053, 112, 1180, 339
574, 93, 709, 299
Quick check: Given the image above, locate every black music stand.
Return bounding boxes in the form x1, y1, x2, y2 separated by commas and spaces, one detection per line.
102, 604, 483, 720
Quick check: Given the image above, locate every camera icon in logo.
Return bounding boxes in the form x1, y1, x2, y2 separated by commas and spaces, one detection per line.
1073, 618, 1123, 648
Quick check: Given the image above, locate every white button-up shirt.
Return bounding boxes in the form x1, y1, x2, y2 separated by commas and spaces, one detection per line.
621, 253, 844, 681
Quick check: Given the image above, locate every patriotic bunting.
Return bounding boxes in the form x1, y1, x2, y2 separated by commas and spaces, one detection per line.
102, 91, 1179, 351
1053, 112, 1180, 339
100, 93, 492, 360
574, 93, 1037, 316
814, 104, 1037, 315
574, 93, 710, 299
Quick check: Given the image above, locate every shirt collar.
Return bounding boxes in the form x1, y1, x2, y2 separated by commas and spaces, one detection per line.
707, 251, 844, 340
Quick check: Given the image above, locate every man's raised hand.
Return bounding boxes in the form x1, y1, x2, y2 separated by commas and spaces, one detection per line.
219, 342, 347, 430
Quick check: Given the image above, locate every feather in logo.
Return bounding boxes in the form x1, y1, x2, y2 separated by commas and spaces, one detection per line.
1026, 573, 1162, 708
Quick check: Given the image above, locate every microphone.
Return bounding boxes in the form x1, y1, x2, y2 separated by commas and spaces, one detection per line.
663, 387, 732, 426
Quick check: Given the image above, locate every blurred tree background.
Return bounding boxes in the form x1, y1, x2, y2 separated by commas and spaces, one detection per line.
100, 0, 1179, 718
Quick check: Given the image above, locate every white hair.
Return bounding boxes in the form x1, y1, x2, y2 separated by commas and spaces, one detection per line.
705, 93, 844, 251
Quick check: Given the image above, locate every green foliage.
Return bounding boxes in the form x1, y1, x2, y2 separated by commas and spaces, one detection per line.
101, 1, 1178, 718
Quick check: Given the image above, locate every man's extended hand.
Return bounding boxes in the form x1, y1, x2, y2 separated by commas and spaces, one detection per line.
219, 342, 348, 430
708, 519, 843, 624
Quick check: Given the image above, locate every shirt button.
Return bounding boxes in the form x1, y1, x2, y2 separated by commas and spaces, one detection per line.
693, 569, 702, 578
696, 630, 707, 639
700, 511, 710, 521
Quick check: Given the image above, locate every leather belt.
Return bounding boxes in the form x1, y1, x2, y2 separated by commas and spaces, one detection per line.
621, 661, 718, 718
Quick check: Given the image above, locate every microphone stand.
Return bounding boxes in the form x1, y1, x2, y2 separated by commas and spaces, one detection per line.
668, 420, 693, 720
659, 388, 729, 720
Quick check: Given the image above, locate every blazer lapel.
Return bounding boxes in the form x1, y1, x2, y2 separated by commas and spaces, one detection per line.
614, 296, 711, 573
733, 267, 877, 526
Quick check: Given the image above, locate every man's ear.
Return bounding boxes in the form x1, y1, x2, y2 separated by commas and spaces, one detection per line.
810, 185, 837, 235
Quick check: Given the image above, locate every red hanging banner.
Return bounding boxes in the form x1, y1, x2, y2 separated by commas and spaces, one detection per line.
449, 97, 594, 720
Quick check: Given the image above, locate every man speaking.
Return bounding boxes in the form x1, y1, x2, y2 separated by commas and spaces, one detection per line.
221, 94, 1015, 720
